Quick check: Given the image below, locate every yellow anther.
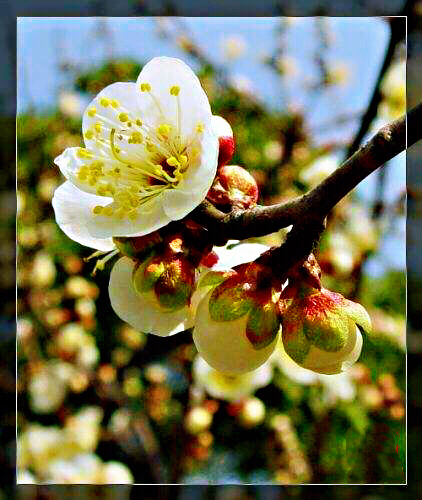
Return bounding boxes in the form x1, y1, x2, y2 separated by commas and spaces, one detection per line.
84, 129, 94, 140
118, 112, 128, 122
76, 148, 93, 159
111, 99, 120, 109
92, 205, 103, 215
140, 83, 151, 92
136, 119, 143, 126
146, 143, 155, 152
166, 156, 179, 167
127, 122, 132, 127
103, 206, 113, 216
180, 155, 188, 165
77, 171, 88, 182
100, 97, 110, 107
94, 122, 102, 133
88, 106, 96, 117
170, 85, 180, 96
196, 122, 205, 133
157, 124, 171, 136
115, 146, 120, 153
129, 131, 142, 144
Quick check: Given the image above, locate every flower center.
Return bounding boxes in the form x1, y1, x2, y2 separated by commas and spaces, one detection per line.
77, 84, 205, 221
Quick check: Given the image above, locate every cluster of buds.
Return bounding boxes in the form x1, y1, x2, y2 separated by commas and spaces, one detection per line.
278, 255, 371, 375
193, 262, 282, 374
109, 222, 218, 337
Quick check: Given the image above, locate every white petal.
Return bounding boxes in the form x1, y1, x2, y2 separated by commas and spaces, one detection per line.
83, 193, 172, 239
52, 182, 115, 251
213, 242, 269, 269
136, 57, 212, 137
193, 289, 278, 375
162, 129, 218, 220
54, 147, 119, 196
109, 257, 194, 336
82, 82, 145, 162
211, 115, 233, 138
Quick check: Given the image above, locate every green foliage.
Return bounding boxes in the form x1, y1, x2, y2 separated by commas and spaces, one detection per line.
74, 59, 142, 94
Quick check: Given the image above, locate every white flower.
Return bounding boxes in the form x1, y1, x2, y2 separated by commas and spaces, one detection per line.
193, 354, 273, 402
52, 57, 219, 251
102, 461, 134, 484
58, 90, 84, 118
299, 155, 338, 188
221, 34, 247, 60
108, 240, 269, 337
28, 361, 71, 414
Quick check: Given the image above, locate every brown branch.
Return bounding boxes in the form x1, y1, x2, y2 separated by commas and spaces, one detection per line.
192, 104, 421, 243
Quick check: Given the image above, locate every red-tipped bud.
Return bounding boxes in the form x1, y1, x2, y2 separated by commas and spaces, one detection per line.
280, 287, 371, 375
212, 115, 235, 168
207, 165, 259, 211
154, 256, 196, 311
218, 136, 236, 168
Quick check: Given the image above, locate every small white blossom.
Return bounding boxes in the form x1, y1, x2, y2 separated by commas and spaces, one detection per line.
53, 57, 219, 251
193, 354, 273, 402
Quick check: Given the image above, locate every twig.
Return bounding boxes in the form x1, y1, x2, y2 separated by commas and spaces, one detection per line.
192, 105, 419, 242
345, 16, 406, 157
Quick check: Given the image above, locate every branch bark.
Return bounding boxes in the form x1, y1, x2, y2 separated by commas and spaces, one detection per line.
191, 103, 421, 243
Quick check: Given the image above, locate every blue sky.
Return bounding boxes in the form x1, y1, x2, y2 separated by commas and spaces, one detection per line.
17, 17, 405, 274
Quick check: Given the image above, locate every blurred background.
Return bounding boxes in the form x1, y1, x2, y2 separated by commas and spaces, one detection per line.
2, 0, 420, 498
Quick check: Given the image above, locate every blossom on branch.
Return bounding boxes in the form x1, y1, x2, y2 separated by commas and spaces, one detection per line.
52, 57, 219, 251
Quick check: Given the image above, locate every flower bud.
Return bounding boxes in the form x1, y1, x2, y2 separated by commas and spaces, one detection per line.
207, 165, 258, 211
133, 254, 196, 312
113, 231, 163, 259
212, 115, 235, 168
193, 264, 281, 375
280, 287, 371, 375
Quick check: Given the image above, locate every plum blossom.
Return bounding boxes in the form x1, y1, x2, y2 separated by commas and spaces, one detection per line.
52, 57, 219, 251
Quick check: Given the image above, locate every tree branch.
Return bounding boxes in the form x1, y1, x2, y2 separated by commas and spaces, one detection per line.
191, 104, 421, 243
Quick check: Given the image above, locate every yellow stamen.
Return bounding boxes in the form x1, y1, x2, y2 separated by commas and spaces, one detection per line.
111, 99, 120, 109
88, 107, 96, 117
170, 85, 180, 96
84, 130, 94, 140
100, 97, 110, 107
140, 83, 151, 92
119, 113, 129, 122
76, 149, 93, 159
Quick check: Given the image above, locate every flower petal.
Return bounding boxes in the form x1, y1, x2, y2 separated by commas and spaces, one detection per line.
83, 193, 172, 239
211, 115, 233, 138
52, 181, 115, 251
109, 257, 194, 336
162, 127, 218, 219
54, 147, 119, 196
136, 57, 212, 137
213, 241, 269, 269
82, 82, 146, 163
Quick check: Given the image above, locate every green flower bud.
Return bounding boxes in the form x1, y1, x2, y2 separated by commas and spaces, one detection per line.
281, 287, 371, 375
193, 264, 281, 375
